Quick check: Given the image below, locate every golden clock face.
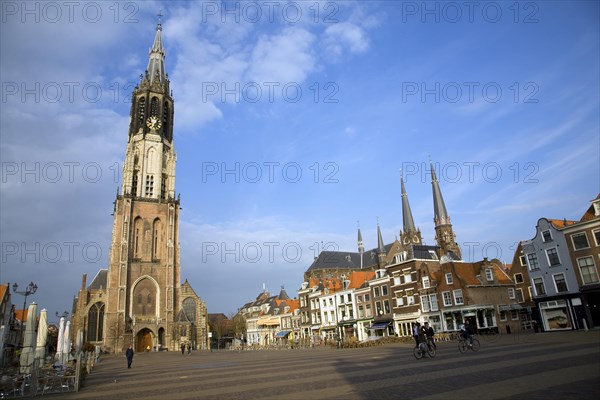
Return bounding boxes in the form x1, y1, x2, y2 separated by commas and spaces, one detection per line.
146, 116, 161, 130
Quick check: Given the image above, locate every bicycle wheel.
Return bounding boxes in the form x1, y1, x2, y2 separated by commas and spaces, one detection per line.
471, 338, 480, 352
458, 340, 467, 353
427, 345, 436, 358
413, 346, 423, 359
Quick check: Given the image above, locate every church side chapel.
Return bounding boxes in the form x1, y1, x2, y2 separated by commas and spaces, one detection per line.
70, 19, 209, 353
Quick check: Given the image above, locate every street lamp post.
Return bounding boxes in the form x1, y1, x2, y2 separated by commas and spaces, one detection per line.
12, 281, 38, 347
55, 311, 69, 327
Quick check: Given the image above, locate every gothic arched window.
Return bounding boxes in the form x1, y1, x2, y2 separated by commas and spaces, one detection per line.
133, 217, 142, 257
138, 97, 146, 123
163, 102, 169, 137
87, 303, 105, 342
150, 96, 159, 116
133, 278, 157, 316
183, 297, 196, 322
152, 218, 161, 259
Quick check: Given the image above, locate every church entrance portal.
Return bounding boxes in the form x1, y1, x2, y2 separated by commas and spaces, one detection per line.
136, 328, 154, 352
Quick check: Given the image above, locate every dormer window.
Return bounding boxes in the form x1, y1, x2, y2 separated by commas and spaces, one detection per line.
422, 276, 430, 289
593, 200, 600, 217
542, 230, 552, 242
485, 268, 494, 281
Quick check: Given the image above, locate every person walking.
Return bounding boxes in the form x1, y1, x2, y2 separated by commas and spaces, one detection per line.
125, 345, 134, 369
181, 342, 186, 355
187, 343, 191, 355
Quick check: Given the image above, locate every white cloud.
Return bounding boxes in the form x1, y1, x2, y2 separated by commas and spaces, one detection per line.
324, 22, 369, 57
247, 28, 316, 84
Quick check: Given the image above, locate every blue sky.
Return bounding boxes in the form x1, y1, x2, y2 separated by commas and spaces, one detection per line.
1, 1, 598, 317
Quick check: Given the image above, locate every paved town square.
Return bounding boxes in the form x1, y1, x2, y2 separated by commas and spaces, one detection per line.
62, 331, 599, 400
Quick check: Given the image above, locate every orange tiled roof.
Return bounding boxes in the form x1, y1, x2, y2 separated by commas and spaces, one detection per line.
451, 261, 512, 285
286, 298, 300, 313
548, 219, 577, 229
0, 284, 7, 301
347, 271, 375, 289
15, 309, 28, 322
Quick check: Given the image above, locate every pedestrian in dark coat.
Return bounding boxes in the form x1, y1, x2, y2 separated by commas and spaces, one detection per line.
125, 345, 134, 368
181, 343, 186, 355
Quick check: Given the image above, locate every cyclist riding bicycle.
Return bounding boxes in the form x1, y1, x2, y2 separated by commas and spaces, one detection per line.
460, 320, 474, 346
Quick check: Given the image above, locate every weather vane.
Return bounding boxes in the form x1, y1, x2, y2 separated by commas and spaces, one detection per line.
157, 9, 163, 24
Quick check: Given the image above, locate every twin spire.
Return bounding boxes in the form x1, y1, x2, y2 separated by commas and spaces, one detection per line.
357, 159, 459, 260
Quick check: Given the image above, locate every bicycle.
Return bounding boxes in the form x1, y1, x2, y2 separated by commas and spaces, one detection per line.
413, 341, 436, 359
458, 336, 480, 353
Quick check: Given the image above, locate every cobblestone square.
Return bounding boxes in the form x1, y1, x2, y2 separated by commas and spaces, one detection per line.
62, 331, 600, 400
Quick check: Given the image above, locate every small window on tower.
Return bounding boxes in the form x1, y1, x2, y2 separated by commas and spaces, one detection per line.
145, 175, 154, 197
163, 102, 169, 135
132, 171, 138, 196
138, 97, 145, 123
150, 96, 159, 116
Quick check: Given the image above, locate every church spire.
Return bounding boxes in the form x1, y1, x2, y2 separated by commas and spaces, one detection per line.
377, 219, 387, 267
357, 221, 364, 254
401, 175, 416, 233
122, 19, 175, 199
377, 219, 385, 253
400, 173, 422, 246
146, 18, 166, 85
430, 158, 461, 259
430, 159, 450, 226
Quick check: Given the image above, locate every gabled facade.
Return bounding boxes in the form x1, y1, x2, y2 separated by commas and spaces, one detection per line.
522, 218, 584, 331
239, 287, 298, 346
0, 284, 20, 367
561, 195, 600, 329
508, 242, 538, 330
368, 269, 394, 337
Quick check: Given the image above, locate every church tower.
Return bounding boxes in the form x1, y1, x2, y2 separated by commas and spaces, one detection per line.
94, 20, 207, 352
430, 160, 462, 259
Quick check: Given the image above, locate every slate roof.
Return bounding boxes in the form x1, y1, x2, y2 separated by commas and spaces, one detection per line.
88, 269, 108, 290
412, 245, 442, 260
307, 243, 394, 271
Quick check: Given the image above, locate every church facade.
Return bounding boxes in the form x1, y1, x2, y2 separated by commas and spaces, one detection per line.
70, 22, 209, 353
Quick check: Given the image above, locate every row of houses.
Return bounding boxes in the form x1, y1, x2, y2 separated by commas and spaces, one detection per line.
236, 165, 600, 345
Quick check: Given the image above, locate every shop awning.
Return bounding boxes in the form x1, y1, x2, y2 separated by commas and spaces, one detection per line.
311, 325, 320, 330
275, 330, 291, 338
370, 322, 390, 330
257, 317, 280, 326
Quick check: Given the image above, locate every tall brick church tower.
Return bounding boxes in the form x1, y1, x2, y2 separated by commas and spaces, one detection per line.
71, 20, 208, 353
